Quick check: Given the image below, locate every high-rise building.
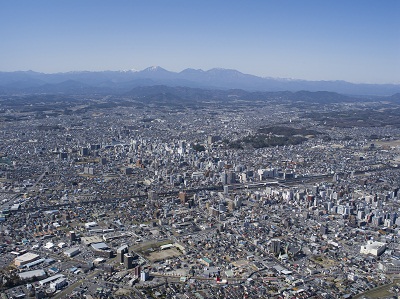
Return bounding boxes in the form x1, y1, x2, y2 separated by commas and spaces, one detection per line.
207, 135, 220, 145
270, 239, 281, 254
69, 231, 76, 242
117, 245, 128, 264
179, 192, 187, 204
134, 265, 141, 277
221, 172, 228, 185
227, 171, 236, 184
320, 225, 328, 235
140, 271, 149, 281
148, 191, 158, 201
124, 253, 134, 269
80, 147, 89, 156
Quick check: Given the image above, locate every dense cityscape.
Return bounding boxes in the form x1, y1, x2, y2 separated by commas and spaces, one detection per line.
1, 0, 399, 297
1, 91, 400, 299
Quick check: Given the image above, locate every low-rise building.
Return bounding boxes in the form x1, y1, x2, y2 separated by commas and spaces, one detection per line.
14, 252, 40, 267
360, 241, 386, 256
378, 261, 400, 274
19, 269, 46, 281
64, 247, 81, 258
50, 277, 68, 290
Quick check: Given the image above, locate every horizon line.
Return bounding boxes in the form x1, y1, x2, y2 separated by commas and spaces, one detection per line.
0, 67, 399, 85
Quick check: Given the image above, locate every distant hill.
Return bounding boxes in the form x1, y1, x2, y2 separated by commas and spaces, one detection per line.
0, 67, 399, 96
125, 85, 357, 104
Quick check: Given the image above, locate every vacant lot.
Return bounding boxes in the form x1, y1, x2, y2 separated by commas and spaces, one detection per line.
374, 140, 400, 148
131, 240, 172, 253
131, 240, 182, 262
147, 248, 182, 262
354, 280, 400, 299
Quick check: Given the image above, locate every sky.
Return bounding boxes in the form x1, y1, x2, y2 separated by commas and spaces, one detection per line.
0, 0, 399, 84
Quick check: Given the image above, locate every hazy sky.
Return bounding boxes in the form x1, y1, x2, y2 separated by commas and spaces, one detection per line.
1, 0, 399, 83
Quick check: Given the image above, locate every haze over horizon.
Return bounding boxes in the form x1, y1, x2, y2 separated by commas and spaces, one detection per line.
1, 0, 399, 84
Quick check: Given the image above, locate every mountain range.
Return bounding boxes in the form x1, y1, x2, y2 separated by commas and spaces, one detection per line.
0, 66, 399, 96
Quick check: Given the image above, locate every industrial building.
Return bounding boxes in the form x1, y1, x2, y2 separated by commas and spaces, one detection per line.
14, 252, 40, 267
64, 247, 81, 258
21, 258, 46, 269
19, 269, 46, 281
81, 236, 103, 246
39, 274, 65, 286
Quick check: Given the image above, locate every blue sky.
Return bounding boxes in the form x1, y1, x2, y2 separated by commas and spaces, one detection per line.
1, 0, 399, 83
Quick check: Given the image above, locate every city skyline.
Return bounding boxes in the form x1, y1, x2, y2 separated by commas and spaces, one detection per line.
1, 0, 399, 84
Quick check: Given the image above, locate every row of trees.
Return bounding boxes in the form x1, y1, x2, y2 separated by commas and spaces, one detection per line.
0, 267, 22, 290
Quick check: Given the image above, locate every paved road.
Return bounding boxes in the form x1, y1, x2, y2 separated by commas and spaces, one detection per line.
53, 269, 100, 299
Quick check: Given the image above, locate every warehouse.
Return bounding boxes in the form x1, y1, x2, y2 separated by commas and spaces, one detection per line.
81, 236, 103, 246
19, 269, 46, 281
64, 247, 81, 258
14, 252, 40, 267
21, 258, 45, 269
39, 274, 65, 286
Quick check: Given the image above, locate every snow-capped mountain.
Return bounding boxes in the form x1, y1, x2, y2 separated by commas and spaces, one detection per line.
0, 66, 399, 96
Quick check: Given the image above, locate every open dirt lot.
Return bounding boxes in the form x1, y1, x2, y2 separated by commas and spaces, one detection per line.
147, 248, 182, 262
